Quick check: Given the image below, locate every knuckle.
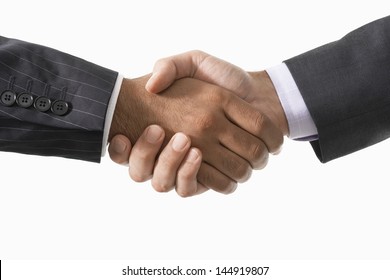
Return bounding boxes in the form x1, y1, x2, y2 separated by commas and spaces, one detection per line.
135, 151, 151, 162
178, 168, 195, 182
233, 161, 252, 183
191, 49, 205, 55
198, 168, 237, 194
266, 127, 284, 154
155, 57, 176, 73
129, 172, 146, 183
256, 153, 269, 170
176, 187, 194, 198
207, 87, 225, 103
274, 132, 284, 152
176, 161, 199, 196
158, 149, 182, 170
154, 58, 163, 66
198, 166, 222, 190
129, 169, 151, 183
222, 158, 251, 182
152, 180, 172, 193
108, 149, 128, 165
190, 50, 208, 61
194, 113, 217, 132
237, 166, 252, 183
253, 112, 266, 135
251, 142, 266, 162
155, 57, 168, 66
220, 181, 238, 195
158, 152, 172, 166
198, 168, 212, 188
130, 174, 145, 183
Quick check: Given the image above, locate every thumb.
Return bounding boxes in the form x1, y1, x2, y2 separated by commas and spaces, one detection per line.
145, 50, 209, 94
145, 61, 178, 94
108, 134, 132, 166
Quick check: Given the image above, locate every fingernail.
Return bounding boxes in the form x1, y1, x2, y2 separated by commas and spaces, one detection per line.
113, 138, 127, 153
186, 149, 200, 163
146, 125, 163, 144
172, 133, 189, 152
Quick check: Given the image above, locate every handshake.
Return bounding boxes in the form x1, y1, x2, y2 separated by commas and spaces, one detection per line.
0, 17, 386, 197
107, 51, 287, 197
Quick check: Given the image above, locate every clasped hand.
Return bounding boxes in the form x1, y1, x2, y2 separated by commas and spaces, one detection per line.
108, 51, 288, 197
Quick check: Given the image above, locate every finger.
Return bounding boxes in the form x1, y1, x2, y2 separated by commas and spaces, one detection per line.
145, 60, 178, 94
175, 148, 207, 197
191, 184, 209, 196
146, 50, 252, 100
203, 145, 253, 183
145, 50, 209, 94
129, 125, 165, 182
151, 133, 191, 193
197, 162, 238, 195
108, 134, 132, 166
272, 145, 283, 155
224, 96, 284, 154
218, 124, 269, 170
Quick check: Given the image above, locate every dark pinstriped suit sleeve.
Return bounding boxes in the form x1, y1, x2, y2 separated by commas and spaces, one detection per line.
284, 16, 390, 163
0, 36, 118, 162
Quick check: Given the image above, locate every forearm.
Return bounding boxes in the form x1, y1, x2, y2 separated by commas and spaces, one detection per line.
108, 77, 161, 145
285, 15, 390, 162
0, 36, 118, 162
109, 78, 139, 143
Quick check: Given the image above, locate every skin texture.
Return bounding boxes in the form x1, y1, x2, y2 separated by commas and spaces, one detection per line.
108, 73, 283, 196
146, 51, 288, 136
109, 126, 205, 197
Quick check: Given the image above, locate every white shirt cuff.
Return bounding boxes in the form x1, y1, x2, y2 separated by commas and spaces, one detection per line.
101, 74, 124, 157
266, 63, 318, 140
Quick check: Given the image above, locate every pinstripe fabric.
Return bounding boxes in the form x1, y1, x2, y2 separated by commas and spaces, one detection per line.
0, 36, 118, 162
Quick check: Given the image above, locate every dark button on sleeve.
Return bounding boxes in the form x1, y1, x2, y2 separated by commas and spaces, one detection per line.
0, 90, 17, 106
51, 100, 70, 116
16, 93, 34, 108
34, 96, 52, 112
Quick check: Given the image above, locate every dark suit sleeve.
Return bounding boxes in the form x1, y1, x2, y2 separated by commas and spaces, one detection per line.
0, 36, 118, 163
284, 16, 390, 163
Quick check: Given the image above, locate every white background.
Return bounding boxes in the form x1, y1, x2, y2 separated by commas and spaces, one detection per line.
0, 0, 389, 262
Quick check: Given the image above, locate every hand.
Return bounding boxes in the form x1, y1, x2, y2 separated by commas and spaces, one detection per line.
108, 75, 283, 195
147, 50, 289, 135
109, 125, 206, 197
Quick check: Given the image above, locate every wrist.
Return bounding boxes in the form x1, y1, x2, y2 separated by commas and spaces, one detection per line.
109, 78, 145, 143
109, 76, 162, 144
248, 71, 289, 136
109, 78, 132, 141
